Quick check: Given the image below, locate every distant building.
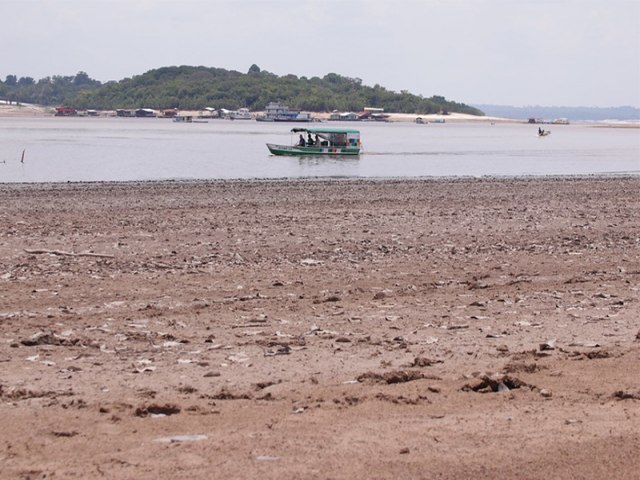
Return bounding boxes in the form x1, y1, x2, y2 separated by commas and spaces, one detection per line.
329, 111, 359, 121
54, 107, 77, 116
358, 109, 389, 121
201, 107, 218, 118
135, 108, 156, 118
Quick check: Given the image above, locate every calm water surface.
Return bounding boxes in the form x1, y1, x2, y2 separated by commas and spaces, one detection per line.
1, 117, 638, 183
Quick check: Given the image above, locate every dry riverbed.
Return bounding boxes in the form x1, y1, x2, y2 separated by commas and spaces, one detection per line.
1, 177, 639, 479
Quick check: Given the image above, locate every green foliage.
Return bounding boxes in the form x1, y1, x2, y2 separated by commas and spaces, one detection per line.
1, 72, 102, 106
0, 66, 484, 116
17, 76, 35, 86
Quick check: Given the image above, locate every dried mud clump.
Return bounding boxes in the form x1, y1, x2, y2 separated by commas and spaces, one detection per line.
134, 403, 181, 417
20, 331, 93, 347
583, 350, 612, 360
357, 370, 425, 384
503, 362, 546, 374
411, 356, 442, 367
207, 388, 252, 400
613, 390, 640, 401
462, 374, 532, 393
1, 386, 73, 401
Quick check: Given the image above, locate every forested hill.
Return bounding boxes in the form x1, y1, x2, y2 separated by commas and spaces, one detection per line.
0, 65, 483, 115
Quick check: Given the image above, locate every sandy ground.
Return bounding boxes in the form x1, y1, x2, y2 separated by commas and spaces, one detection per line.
0, 103, 55, 117
0, 177, 639, 479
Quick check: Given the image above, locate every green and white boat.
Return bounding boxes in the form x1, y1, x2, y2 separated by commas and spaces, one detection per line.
267, 127, 361, 156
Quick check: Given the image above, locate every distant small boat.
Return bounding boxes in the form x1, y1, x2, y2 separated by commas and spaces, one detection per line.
272, 112, 312, 122
538, 128, 551, 137
328, 111, 359, 121
230, 108, 252, 120
267, 127, 361, 156
174, 115, 208, 124
220, 108, 252, 120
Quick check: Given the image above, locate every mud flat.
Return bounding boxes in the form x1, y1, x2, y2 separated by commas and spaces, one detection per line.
1, 177, 639, 479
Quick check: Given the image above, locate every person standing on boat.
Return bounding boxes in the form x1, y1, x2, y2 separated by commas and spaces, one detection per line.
298, 134, 306, 146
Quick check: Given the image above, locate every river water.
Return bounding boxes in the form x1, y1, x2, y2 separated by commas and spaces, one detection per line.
1, 117, 638, 183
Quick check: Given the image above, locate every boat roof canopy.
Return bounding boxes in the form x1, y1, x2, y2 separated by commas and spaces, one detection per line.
291, 127, 360, 134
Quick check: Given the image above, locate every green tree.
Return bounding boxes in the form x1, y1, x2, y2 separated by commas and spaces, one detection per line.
18, 76, 35, 86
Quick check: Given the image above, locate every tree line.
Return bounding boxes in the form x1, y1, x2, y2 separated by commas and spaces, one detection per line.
0, 65, 484, 116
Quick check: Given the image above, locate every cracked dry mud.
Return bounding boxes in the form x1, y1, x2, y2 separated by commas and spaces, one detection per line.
1, 177, 639, 479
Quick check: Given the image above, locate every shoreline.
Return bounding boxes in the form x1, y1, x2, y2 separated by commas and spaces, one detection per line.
0, 102, 514, 122
2, 172, 639, 189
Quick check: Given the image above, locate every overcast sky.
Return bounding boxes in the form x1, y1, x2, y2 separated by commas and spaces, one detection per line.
3, 0, 639, 107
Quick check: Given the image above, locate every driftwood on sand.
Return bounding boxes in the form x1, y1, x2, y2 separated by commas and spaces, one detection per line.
24, 248, 114, 258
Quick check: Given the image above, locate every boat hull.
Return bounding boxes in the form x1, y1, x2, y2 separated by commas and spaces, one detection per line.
266, 143, 360, 156
257, 117, 312, 122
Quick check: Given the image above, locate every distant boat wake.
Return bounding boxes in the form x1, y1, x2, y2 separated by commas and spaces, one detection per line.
362, 151, 511, 156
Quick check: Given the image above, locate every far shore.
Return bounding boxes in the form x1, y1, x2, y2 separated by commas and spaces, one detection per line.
1, 101, 638, 126
0, 102, 516, 123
